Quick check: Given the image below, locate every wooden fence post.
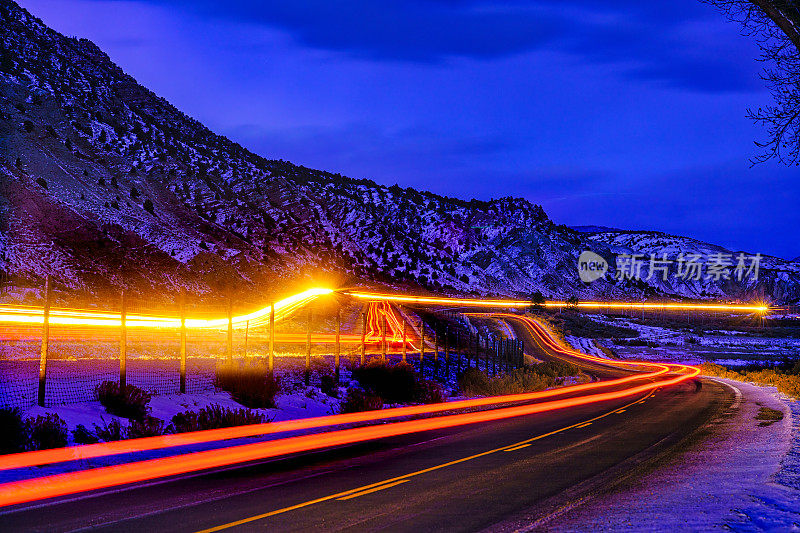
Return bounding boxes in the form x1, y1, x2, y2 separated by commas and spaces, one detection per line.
485, 335, 490, 373
444, 328, 450, 381
492, 338, 497, 375
402, 320, 407, 362
119, 290, 127, 389
37, 276, 51, 407
434, 329, 439, 375
360, 312, 367, 366
226, 298, 233, 362
268, 301, 275, 375
335, 307, 341, 384
244, 320, 249, 358
179, 289, 187, 394
473, 333, 477, 370
382, 311, 387, 360
305, 308, 312, 386
419, 321, 425, 373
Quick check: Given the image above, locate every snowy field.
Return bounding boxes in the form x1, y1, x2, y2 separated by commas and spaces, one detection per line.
582, 314, 800, 367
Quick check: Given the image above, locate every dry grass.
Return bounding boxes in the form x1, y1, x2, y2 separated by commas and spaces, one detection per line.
701, 362, 800, 399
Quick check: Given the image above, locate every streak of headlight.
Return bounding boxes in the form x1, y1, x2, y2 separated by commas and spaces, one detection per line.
345, 291, 770, 313
0, 365, 698, 508
0, 288, 333, 330
0, 366, 671, 471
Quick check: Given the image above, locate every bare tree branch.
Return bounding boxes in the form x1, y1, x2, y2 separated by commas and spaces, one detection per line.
703, 0, 800, 165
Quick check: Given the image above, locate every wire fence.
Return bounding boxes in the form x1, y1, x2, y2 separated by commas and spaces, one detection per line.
0, 282, 527, 409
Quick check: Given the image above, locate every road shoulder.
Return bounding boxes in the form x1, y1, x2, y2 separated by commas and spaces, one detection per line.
536, 378, 798, 531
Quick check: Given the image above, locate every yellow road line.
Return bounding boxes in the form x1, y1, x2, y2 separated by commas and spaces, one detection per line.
504, 444, 531, 452
195, 389, 655, 533
615, 409, 626, 414
337, 479, 410, 500
574, 422, 592, 428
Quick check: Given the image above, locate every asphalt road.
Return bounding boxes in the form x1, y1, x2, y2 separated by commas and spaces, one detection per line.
0, 316, 732, 532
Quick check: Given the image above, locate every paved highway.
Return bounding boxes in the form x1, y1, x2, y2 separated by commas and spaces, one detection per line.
0, 313, 731, 532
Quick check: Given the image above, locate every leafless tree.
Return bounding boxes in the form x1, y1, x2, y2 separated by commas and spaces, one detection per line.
703, 0, 800, 165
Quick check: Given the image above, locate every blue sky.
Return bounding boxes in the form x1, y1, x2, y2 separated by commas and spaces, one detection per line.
21, 0, 800, 259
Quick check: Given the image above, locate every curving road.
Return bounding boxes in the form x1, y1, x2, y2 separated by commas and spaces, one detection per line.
0, 311, 732, 532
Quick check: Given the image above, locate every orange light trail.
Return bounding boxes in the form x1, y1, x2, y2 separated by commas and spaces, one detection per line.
345, 291, 770, 313
0, 365, 697, 508
0, 366, 671, 472
0, 288, 709, 507
0, 288, 334, 330
364, 301, 409, 344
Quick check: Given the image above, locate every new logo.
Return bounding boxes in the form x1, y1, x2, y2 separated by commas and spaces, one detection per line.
577, 251, 608, 283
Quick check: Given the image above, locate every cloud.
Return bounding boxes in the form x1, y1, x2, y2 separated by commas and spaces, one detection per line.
130, 0, 763, 93
545, 161, 800, 259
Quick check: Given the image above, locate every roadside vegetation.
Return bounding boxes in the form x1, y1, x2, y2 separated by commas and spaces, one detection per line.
626, 315, 800, 338
457, 361, 581, 396
342, 359, 444, 413
0, 408, 69, 453
0, 402, 274, 454
215, 362, 280, 408
96, 381, 152, 420
701, 362, 800, 399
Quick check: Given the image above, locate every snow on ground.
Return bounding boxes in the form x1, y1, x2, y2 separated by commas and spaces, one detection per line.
565, 336, 610, 359
0, 377, 349, 485
580, 314, 800, 368
542, 379, 800, 531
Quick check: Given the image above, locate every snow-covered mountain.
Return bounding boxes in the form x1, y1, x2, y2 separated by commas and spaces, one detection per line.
0, 1, 797, 304
577, 229, 800, 302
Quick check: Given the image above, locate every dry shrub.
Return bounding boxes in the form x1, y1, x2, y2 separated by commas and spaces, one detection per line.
25, 414, 68, 450
0, 407, 26, 454
457, 361, 578, 397
215, 363, 280, 408
96, 381, 151, 420
340, 388, 383, 413
701, 361, 800, 399
169, 404, 268, 433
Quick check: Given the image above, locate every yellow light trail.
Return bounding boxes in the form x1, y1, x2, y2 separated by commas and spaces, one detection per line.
344, 291, 770, 313
0, 288, 333, 330
0, 286, 708, 508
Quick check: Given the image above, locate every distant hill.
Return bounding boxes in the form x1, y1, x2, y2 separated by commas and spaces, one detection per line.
570, 225, 625, 234
1, 0, 797, 303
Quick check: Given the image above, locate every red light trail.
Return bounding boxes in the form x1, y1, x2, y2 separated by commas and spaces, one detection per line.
0, 288, 706, 508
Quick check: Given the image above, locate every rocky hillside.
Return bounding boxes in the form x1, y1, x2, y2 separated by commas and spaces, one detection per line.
0, 0, 797, 304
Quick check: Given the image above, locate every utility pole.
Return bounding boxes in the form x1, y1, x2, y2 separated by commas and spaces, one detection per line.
119, 290, 127, 389
37, 276, 51, 407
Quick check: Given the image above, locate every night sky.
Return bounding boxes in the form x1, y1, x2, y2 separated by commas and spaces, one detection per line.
20, 0, 800, 259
